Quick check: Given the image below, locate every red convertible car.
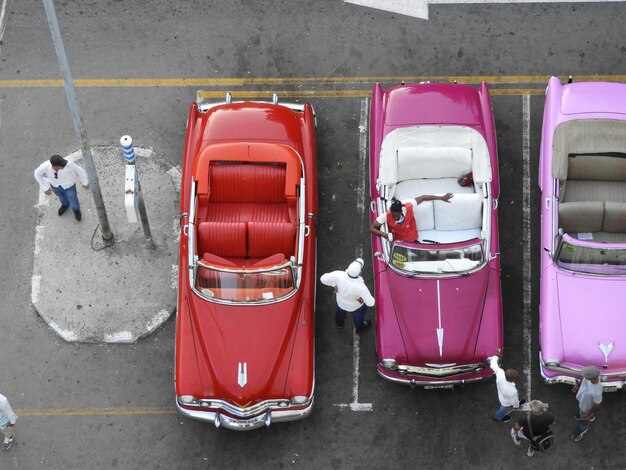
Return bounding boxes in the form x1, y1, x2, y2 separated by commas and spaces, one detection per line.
175, 93, 317, 430
369, 82, 503, 388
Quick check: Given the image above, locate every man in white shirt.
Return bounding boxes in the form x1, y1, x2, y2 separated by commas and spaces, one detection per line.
489, 349, 524, 422
320, 258, 375, 333
34, 154, 89, 221
571, 365, 603, 442
0, 393, 17, 451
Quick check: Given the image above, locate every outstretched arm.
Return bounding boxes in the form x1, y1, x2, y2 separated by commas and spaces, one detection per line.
369, 220, 392, 241
414, 193, 454, 205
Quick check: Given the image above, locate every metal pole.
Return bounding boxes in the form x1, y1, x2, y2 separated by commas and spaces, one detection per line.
120, 136, 155, 249
43, 0, 113, 242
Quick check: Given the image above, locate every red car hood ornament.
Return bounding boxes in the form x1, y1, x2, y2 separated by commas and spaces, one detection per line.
237, 362, 248, 388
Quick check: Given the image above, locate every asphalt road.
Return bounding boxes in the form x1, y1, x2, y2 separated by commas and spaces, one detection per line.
0, 1, 625, 469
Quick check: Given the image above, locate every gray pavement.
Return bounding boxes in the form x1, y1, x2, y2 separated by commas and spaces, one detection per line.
1, 1, 625, 469
31, 146, 179, 343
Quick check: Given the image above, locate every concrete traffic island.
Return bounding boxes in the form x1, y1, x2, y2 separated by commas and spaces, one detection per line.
31, 145, 180, 343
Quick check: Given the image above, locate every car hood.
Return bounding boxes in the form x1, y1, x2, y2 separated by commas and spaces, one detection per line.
387, 269, 489, 364
188, 294, 300, 404
556, 273, 626, 366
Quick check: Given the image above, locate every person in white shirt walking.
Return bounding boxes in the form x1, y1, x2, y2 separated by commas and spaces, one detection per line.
489, 349, 525, 422
571, 365, 603, 442
0, 393, 17, 451
34, 154, 89, 221
320, 258, 375, 333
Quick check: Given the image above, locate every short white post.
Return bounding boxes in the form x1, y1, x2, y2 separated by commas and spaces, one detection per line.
120, 135, 154, 248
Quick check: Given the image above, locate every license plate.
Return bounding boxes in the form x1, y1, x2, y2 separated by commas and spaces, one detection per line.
604, 386, 620, 393
424, 384, 454, 390
224, 414, 265, 427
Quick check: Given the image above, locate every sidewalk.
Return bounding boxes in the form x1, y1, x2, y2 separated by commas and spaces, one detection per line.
31, 146, 180, 343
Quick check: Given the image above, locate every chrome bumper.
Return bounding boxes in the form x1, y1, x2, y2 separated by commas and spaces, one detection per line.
175, 398, 314, 431
540, 366, 626, 392
539, 352, 626, 391
377, 366, 492, 388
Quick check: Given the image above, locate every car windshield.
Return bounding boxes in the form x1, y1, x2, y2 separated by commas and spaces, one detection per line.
389, 240, 484, 275
194, 262, 296, 303
555, 239, 626, 275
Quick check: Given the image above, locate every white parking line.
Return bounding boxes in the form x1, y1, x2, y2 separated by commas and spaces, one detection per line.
0, 0, 11, 46
522, 94, 532, 399
334, 98, 373, 412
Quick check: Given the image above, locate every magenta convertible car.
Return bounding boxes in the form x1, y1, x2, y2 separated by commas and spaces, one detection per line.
539, 77, 626, 391
369, 82, 503, 388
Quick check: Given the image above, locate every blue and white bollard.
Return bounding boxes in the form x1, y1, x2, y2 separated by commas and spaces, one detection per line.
120, 135, 136, 164
121, 134, 139, 223
119, 135, 154, 248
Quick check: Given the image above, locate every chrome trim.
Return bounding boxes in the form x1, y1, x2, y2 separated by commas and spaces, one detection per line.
188, 141, 309, 304
196, 261, 292, 275
187, 181, 198, 287
394, 363, 486, 378
553, 237, 626, 277
551, 178, 559, 255
196, 96, 309, 114
386, 239, 488, 279
540, 362, 626, 391
176, 397, 314, 431
377, 368, 489, 387
191, 260, 299, 306
540, 369, 626, 391
296, 176, 306, 288
178, 396, 312, 419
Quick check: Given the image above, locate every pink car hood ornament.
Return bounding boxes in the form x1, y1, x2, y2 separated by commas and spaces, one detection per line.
599, 342, 614, 365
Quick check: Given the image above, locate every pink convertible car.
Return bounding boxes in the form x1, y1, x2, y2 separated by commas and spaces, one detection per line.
369, 82, 503, 388
539, 77, 626, 391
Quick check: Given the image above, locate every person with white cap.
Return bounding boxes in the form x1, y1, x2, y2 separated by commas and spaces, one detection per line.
571, 365, 603, 442
320, 258, 375, 333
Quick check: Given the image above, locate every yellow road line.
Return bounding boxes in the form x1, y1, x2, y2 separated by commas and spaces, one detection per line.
490, 88, 546, 96
16, 407, 177, 417
196, 90, 370, 99
0, 75, 624, 89
195, 88, 547, 99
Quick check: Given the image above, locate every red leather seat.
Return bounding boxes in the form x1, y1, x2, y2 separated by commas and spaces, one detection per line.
204, 202, 289, 223
202, 252, 237, 267
209, 163, 286, 203
197, 221, 247, 258
248, 222, 296, 258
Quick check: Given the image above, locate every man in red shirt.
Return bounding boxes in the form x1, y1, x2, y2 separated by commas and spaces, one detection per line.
370, 193, 454, 242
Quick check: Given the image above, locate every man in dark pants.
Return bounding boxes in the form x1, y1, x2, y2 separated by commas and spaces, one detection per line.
511, 399, 555, 457
489, 349, 525, 422
571, 365, 603, 442
34, 154, 89, 221
320, 258, 375, 333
